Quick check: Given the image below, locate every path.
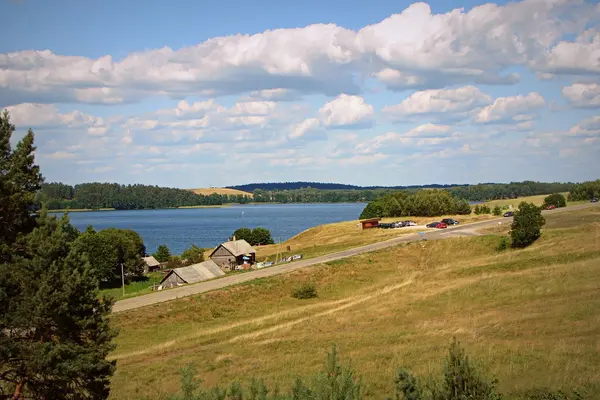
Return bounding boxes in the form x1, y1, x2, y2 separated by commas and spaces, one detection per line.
113, 202, 598, 313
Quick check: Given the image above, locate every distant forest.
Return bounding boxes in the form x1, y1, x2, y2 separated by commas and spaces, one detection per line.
228, 181, 469, 191
37, 180, 582, 211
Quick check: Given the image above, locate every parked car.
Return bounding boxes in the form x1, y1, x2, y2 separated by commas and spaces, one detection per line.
503, 211, 514, 217
546, 204, 556, 210
393, 221, 406, 228
426, 222, 441, 228
403, 220, 417, 226
592, 198, 599, 203
436, 222, 448, 229
441, 218, 459, 225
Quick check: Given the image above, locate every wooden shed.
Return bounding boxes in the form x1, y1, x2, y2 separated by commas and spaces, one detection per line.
360, 218, 381, 230
209, 239, 256, 272
159, 259, 225, 289
142, 256, 161, 273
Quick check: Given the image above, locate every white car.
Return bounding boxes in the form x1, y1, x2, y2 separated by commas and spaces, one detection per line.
403, 220, 417, 226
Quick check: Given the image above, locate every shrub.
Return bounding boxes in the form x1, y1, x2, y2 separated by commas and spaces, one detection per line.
166, 256, 184, 269
153, 244, 172, 262
251, 227, 275, 246
496, 236, 510, 251
233, 227, 253, 243
292, 282, 318, 299
510, 202, 546, 248
542, 193, 567, 209
181, 245, 205, 265
493, 205, 502, 216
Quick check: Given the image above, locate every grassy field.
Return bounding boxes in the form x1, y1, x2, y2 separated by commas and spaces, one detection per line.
481, 192, 583, 208
100, 272, 164, 301
253, 213, 497, 262
190, 187, 254, 198
108, 206, 600, 399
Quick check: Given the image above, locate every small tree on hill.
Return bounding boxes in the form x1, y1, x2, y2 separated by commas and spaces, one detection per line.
153, 244, 171, 263
492, 205, 502, 216
251, 227, 275, 246
543, 193, 567, 209
233, 227, 253, 243
510, 202, 546, 248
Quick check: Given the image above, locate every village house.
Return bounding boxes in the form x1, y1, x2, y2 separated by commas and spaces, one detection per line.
142, 256, 161, 273
159, 259, 225, 289
209, 238, 256, 272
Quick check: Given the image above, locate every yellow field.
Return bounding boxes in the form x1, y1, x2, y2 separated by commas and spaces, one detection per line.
190, 188, 253, 198
482, 193, 571, 208
254, 213, 496, 261
109, 207, 600, 399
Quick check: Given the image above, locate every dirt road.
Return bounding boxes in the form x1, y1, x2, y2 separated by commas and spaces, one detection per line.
113, 202, 597, 313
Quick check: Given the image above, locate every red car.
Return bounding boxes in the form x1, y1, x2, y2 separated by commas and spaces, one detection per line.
546, 205, 556, 210
436, 222, 448, 229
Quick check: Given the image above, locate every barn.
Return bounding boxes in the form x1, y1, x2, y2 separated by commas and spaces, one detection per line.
209, 239, 256, 272
159, 259, 225, 289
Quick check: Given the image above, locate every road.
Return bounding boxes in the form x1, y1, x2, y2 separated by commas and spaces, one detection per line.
113, 202, 598, 313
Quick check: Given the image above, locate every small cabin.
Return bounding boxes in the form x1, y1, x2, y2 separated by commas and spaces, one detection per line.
209, 239, 256, 272
360, 218, 381, 230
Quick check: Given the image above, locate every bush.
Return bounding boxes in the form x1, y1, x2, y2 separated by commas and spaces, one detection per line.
292, 282, 318, 299
166, 256, 184, 269
233, 227, 275, 246
153, 244, 172, 262
181, 245, 205, 265
493, 205, 502, 216
496, 236, 510, 251
542, 193, 567, 209
511, 202, 546, 248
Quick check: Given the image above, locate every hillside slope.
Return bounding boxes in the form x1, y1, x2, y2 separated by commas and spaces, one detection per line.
190, 188, 253, 198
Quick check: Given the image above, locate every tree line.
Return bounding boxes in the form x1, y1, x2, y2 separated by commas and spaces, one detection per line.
568, 179, 600, 201
37, 182, 252, 210
359, 190, 472, 219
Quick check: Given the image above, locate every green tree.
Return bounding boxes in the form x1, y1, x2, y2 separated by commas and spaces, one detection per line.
154, 244, 172, 262
233, 227, 253, 243
251, 227, 275, 246
181, 244, 205, 265
0, 211, 116, 399
0, 111, 43, 263
492, 205, 502, 216
72, 228, 146, 282
542, 193, 566, 209
511, 202, 546, 248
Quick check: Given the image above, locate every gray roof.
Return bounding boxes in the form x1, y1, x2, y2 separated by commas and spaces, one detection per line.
215, 239, 256, 257
142, 256, 160, 267
160, 259, 225, 285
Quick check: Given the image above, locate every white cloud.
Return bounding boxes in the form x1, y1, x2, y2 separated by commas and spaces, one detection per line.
569, 116, 600, 136
0, 0, 597, 105
356, 124, 459, 155
383, 86, 492, 120
318, 94, 374, 128
475, 92, 545, 124
562, 83, 600, 108
5, 103, 109, 135
42, 151, 77, 160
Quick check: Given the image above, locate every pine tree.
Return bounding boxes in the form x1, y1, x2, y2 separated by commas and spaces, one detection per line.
0, 111, 43, 263
0, 210, 117, 398
0, 111, 116, 398
154, 244, 172, 262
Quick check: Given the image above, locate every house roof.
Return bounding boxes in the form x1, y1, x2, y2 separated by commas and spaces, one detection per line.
142, 256, 160, 267
160, 259, 225, 285
211, 239, 256, 257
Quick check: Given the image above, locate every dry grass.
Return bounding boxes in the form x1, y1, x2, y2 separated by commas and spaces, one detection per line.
108, 207, 600, 399
253, 213, 497, 261
189, 188, 254, 198
482, 193, 579, 208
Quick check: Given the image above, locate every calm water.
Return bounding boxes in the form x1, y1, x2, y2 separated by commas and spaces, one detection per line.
56, 203, 366, 254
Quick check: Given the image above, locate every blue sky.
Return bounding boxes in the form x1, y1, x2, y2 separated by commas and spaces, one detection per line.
1, 0, 599, 188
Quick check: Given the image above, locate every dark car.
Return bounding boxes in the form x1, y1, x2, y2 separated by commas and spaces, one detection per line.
426, 222, 441, 228
503, 211, 514, 217
592, 198, 599, 203
441, 218, 459, 225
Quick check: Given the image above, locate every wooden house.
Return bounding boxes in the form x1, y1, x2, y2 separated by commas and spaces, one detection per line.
209, 239, 256, 272
159, 260, 225, 289
142, 256, 161, 272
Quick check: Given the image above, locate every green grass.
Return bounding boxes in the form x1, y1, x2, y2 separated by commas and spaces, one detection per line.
99, 272, 164, 301
108, 207, 600, 399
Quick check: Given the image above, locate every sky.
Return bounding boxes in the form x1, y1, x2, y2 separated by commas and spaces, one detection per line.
1, 0, 599, 188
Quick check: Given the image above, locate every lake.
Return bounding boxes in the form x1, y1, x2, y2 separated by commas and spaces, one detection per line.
56, 203, 366, 254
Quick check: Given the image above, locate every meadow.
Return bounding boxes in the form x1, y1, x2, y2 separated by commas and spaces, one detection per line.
189, 188, 254, 198
108, 206, 600, 399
